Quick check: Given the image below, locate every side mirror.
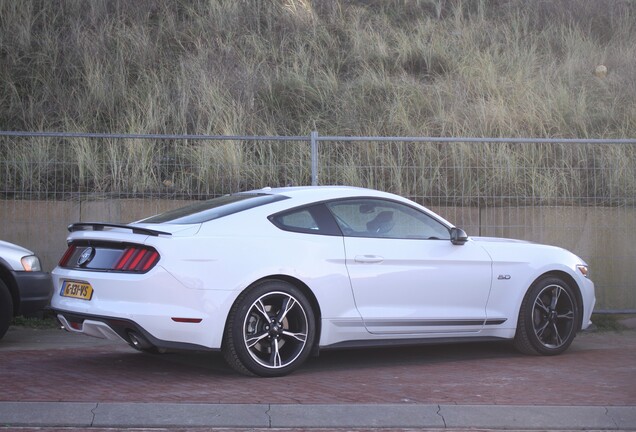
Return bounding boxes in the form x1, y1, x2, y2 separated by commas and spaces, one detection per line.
450, 227, 468, 245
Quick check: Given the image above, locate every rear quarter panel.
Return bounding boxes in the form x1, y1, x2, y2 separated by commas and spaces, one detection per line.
146, 210, 359, 328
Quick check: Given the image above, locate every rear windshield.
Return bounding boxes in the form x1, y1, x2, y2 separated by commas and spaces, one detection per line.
140, 194, 288, 224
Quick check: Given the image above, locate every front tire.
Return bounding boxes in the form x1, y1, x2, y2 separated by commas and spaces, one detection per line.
514, 276, 579, 356
222, 280, 315, 377
0, 280, 14, 340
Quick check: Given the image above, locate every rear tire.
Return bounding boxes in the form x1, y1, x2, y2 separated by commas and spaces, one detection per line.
222, 280, 315, 377
514, 276, 579, 356
0, 280, 14, 340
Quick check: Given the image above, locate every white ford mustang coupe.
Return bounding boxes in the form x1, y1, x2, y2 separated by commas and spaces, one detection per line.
51, 186, 595, 376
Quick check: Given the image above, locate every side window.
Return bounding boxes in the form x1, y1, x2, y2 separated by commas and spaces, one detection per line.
269, 204, 342, 236
326, 199, 450, 240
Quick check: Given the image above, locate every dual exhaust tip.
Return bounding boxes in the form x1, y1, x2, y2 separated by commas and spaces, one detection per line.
127, 331, 154, 351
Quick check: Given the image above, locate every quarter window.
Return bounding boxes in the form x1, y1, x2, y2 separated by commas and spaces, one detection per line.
275, 209, 319, 231
269, 204, 342, 236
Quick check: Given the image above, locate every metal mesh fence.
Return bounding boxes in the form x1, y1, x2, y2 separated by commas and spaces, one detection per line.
0, 134, 312, 200
1, 131, 635, 311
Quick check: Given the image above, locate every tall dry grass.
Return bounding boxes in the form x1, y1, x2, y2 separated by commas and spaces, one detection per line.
0, 0, 634, 202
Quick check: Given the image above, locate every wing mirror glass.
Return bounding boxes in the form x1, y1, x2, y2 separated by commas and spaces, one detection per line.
450, 227, 468, 245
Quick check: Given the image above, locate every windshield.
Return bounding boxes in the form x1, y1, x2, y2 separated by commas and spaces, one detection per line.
140, 194, 288, 224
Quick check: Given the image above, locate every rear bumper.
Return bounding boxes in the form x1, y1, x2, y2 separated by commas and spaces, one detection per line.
12, 271, 53, 316
50, 265, 236, 349
53, 309, 217, 352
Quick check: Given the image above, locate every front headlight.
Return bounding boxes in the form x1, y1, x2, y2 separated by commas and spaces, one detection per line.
21, 255, 42, 272
576, 264, 589, 278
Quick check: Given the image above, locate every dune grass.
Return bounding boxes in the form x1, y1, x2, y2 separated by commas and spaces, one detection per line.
0, 0, 634, 202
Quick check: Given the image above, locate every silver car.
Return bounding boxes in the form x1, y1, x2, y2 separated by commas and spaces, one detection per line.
0, 240, 52, 339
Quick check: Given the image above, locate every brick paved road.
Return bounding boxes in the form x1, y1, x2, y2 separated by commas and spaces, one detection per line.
1, 327, 635, 406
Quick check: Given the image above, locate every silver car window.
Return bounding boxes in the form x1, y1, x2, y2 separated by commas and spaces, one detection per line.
326, 198, 450, 240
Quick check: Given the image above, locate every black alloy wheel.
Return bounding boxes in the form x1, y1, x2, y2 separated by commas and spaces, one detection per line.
514, 276, 579, 355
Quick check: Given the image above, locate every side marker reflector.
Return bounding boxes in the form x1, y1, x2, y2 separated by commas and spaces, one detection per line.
171, 318, 202, 323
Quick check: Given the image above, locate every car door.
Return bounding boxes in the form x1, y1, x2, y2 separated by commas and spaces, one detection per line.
326, 198, 493, 335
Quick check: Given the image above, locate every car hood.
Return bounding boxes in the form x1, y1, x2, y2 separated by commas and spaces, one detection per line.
0, 240, 35, 270
470, 236, 587, 268
0, 240, 34, 256
470, 236, 532, 244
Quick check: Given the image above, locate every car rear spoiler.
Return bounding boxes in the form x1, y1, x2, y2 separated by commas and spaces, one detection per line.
68, 223, 172, 237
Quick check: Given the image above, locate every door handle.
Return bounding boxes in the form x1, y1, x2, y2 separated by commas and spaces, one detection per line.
354, 255, 384, 264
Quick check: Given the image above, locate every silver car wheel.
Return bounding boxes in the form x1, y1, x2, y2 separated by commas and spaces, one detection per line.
242, 290, 309, 370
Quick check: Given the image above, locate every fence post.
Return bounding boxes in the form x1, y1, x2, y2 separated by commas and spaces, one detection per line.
310, 131, 318, 186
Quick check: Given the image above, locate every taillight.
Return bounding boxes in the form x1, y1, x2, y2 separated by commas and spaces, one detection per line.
114, 247, 160, 272
59, 245, 77, 267
58, 244, 160, 273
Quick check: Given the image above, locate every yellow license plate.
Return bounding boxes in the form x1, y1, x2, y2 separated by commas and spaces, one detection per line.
61, 281, 94, 300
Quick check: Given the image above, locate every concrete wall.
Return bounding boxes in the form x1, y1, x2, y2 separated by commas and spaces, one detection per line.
0, 199, 190, 273
478, 206, 635, 311
1, 199, 633, 311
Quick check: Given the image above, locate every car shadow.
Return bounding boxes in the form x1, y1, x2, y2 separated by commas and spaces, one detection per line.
134, 339, 524, 376
303, 340, 523, 372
